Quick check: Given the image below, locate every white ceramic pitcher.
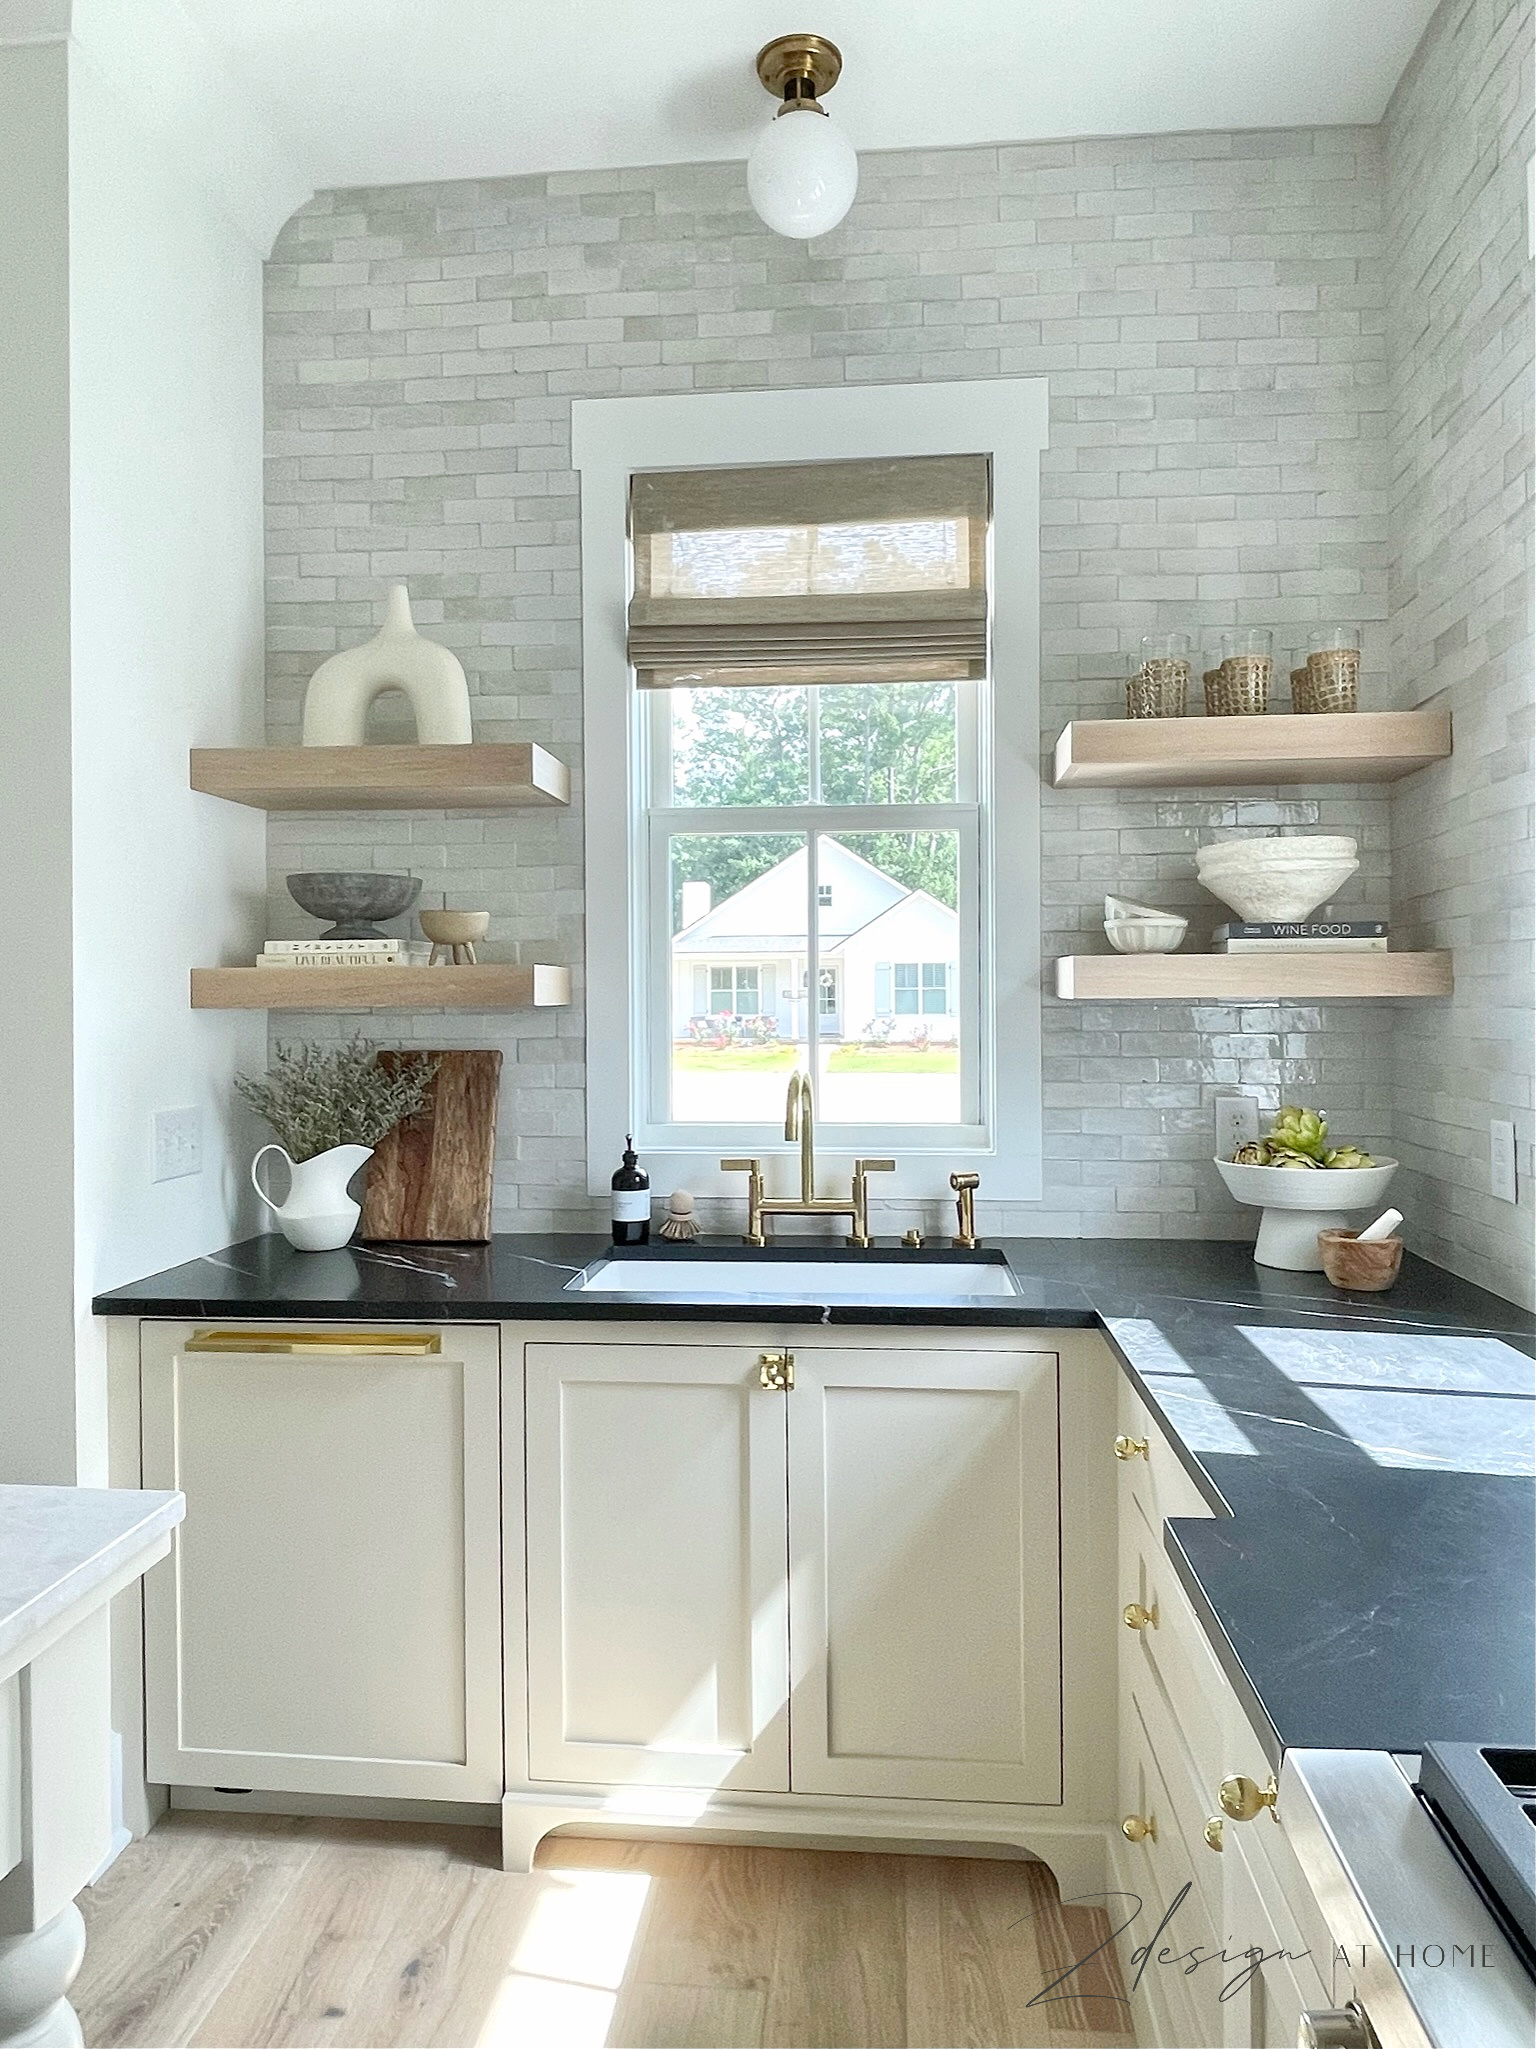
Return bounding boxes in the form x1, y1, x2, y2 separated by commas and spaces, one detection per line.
251, 1143, 373, 1251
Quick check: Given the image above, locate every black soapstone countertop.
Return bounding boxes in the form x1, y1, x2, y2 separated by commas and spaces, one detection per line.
95, 1233, 1535, 1768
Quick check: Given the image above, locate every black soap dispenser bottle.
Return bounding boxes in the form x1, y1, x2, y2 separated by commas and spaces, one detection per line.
611, 1135, 651, 1245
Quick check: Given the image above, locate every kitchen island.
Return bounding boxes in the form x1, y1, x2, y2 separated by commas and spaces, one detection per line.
0, 1485, 183, 2046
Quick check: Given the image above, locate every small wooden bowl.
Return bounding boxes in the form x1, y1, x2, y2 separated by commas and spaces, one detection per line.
419, 910, 490, 945
1318, 1228, 1403, 1292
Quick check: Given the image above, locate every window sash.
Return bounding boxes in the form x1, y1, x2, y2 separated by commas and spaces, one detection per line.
643, 806, 984, 1148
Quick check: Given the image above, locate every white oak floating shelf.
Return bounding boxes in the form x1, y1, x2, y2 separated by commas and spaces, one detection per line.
1055, 952, 1453, 1001
188, 743, 570, 812
1052, 710, 1451, 789
190, 965, 571, 1012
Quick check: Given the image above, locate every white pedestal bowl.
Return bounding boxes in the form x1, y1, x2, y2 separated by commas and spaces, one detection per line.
1214, 1155, 1399, 1270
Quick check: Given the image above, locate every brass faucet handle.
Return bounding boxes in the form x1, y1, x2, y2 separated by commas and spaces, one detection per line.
855, 1158, 896, 1176
847, 1158, 896, 1250
720, 1157, 765, 1246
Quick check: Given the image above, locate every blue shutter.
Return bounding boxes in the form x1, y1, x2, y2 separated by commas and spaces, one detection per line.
874, 962, 892, 1015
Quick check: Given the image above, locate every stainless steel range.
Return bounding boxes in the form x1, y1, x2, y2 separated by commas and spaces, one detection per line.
1282, 1746, 1536, 2048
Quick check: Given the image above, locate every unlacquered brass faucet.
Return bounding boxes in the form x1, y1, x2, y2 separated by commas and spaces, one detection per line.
722, 1070, 893, 1247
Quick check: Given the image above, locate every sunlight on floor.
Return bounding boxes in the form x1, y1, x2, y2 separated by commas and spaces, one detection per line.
477, 1865, 652, 2048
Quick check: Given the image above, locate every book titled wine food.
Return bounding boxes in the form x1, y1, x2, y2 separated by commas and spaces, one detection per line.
1212, 920, 1387, 953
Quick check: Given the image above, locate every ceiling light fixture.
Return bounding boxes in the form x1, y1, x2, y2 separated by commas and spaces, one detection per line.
747, 33, 858, 240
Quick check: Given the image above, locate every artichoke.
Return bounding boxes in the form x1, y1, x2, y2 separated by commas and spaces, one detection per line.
1270, 1148, 1322, 1169
1266, 1105, 1328, 1160
1232, 1141, 1273, 1166
1324, 1145, 1377, 1170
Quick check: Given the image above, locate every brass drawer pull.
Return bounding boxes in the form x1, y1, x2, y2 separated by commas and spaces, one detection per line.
1121, 1812, 1156, 1844
1203, 1816, 1225, 1852
1122, 1601, 1158, 1632
1219, 1772, 1279, 1822
758, 1350, 795, 1391
1114, 1434, 1149, 1461
186, 1329, 442, 1356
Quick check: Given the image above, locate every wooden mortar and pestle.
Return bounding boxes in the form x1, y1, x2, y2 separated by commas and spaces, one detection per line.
1318, 1208, 1404, 1291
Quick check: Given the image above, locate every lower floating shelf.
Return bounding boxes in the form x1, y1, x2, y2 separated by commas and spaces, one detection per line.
191, 965, 571, 1011
1054, 952, 1453, 1001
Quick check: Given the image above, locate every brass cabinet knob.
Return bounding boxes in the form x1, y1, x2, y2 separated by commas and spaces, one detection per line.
1122, 1601, 1157, 1631
1219, 1772, 1279, 1822
1114, 1434, 1149, 1461
1120, 1812, 1157, 1844
1298, 2005, 1374, 2049
1203, 1816, 1225, 1852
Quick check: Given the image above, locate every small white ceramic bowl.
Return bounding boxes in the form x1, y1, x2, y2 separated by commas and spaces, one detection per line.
1104, 917, 1187, 953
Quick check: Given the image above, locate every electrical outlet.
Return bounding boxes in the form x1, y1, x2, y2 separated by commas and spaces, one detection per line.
152, 1107, 203, 1183
1215, 1095, 1261, 1159
1490, 1119, 1518, 1204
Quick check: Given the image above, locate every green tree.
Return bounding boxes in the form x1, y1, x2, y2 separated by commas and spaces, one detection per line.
670, 681, 958, 910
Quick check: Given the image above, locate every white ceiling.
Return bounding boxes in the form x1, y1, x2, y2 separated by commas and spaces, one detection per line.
177, 0, 1439, 194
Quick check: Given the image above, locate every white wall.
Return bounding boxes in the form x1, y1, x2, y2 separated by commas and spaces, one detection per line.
0, 21, 281, 1484
66, 47, 270, 1478
0, 40, 78, 1484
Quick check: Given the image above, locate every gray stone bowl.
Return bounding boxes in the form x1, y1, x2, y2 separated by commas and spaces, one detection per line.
287, 871, 421, 939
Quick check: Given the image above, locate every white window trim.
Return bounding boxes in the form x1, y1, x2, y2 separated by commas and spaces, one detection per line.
573, 379, 1047, 1203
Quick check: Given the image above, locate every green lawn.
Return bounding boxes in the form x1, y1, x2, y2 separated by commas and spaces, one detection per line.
673, 1042, 958, 1076
827, 1045, 959, 1074
673, 1044, 800, 1073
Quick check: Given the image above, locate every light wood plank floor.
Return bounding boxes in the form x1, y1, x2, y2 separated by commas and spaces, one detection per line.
75, 1813, 1135, 2049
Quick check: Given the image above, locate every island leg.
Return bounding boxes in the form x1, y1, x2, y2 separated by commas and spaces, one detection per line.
0, 1613, 112, 2049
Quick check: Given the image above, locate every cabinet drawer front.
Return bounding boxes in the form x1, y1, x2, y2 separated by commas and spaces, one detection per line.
1118, 1683, 1222, 2049
142, 1322, 502, 1803
1116, 1379, 1215, 1533
788, 1346, 1062, 1803
1119, 1509, 1229, 1822
524, 1343, 789, 1791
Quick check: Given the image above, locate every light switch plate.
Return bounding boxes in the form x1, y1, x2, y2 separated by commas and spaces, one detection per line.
1215, 1095, 1261, 1159
152, 1106, 203, 1182
1490, 1119, 1518, 1204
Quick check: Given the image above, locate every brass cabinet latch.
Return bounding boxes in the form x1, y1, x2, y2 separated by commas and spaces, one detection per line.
758, 1350, 795, 1391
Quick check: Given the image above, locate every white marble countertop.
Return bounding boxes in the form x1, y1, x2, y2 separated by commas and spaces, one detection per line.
0, 1484, 185, 1673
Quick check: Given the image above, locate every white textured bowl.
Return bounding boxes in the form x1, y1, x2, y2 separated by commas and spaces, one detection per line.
1215, 1156, 1398, 1210
1104, 916, 1187, 953
1195, 836, 1359, 922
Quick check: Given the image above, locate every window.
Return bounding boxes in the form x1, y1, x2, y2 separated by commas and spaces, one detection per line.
887, 962, 953, 1016
708, 966, 760, 1015
573, 380, 1046, 1201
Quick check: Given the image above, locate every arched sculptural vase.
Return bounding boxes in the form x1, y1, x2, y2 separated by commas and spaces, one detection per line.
301, 584, 473, 745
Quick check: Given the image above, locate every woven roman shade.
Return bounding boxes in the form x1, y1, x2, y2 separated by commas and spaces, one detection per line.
627, 454, 990, 688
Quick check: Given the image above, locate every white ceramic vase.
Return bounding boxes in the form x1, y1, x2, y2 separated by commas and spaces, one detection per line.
301, 585, 472, 746
252, 1143, 374, 1252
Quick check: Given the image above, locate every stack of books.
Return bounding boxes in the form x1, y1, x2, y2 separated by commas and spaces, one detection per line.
257, 938, 432, 969
1212, 920, 1387, 953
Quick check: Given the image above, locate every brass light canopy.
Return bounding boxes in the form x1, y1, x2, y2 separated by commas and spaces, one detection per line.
755, 32, 844, 108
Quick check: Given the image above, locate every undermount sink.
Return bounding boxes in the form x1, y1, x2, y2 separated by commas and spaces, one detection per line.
569, 1252, 1020, 1302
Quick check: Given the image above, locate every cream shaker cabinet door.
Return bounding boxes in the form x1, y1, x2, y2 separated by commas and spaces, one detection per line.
524, 1342, 790, 1791
787, 1345, 1062, 1803
141, 1322, 502, 1802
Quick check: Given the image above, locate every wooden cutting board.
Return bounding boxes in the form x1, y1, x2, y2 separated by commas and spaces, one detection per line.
360, 1050, 503, 1242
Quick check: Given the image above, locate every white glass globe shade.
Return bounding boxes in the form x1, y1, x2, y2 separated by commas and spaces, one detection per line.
747, 107, 858, 239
